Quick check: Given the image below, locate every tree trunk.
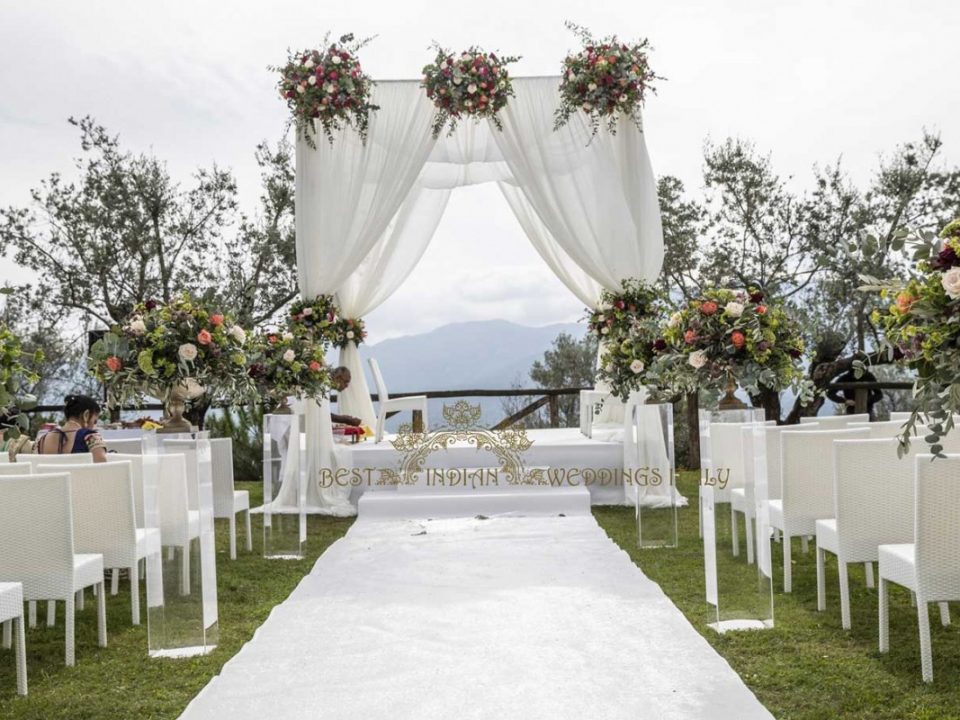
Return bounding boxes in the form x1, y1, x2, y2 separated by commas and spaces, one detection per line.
685, 391, 701, 470
752, 388, 783, 425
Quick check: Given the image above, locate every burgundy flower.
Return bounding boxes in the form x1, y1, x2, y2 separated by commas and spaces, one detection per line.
749, 291, 764, 303
931, 244, 959, 271
653, 338, 667, 352
248, 363, 266, 380
145, 299, 158, 311
787, 348, 802, 359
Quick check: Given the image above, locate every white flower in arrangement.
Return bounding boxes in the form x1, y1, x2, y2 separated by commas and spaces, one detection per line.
597, 314, 606, 322
440, 60, 449, 70
688, 350, 708, 370
228, 326, 247, 344
302, 307, 313, 316
178, 343, 198, 362
453, 76, 463, 86
282, 332, 294, 341
668, 311, 683, 328
582, 102, 593, 112
605, 362, 615, 373
467, 83, 477, 94
331, 56, 342, 65
282, 349, 296, 363
308, 76, 317, 86
942, 267, 960, 300
629, 359, 645, 374
725, 301, 745, 318
346, 330, 355, 339
465, 100, 474, 108
297, 85, 306, 94
323, 83, 333, 94
127, 318, 146, 335
498, 80, 506, 89
461, 53, 472, 62
588, 82, 597, 92
304, 58, 315, 69
601, 326, 610, 335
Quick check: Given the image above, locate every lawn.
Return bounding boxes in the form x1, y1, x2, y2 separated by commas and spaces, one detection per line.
2, 474, 959, 719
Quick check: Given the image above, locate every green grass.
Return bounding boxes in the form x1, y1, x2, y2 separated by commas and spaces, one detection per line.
594, 470, 960, 720
2, 474, 959, 719
0, 482, 355, 719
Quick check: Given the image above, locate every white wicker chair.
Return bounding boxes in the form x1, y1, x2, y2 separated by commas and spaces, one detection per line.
104, 453, 150, 597
368, 357, 428, 443
799, 413, 869, 428
0, 582, 27, 695
0, 473, 107, 666
106, 438, 143, 454
157, 453, 200, 594
210, 438, 251, 560
39, 461, 160, 626
847, 420, 927, 439
768, 427, 870, 592
0, 462, 32, 476
879, 454, 960, 682
18, 453, 93, 468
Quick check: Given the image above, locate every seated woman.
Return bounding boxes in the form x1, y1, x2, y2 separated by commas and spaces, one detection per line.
34, 394, 108, 463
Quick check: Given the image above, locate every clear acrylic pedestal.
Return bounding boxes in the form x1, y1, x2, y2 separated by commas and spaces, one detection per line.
142, 430, 219, 657
699, 408, 773, 632
631, 403, 679, 549
263, 413, 306, 560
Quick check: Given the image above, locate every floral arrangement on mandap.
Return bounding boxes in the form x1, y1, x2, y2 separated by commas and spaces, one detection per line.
587, 279, 664, 400
0, 321, 42, 440
89, 294, 254, 407
288, 295, 339, 345
554, 22, 661, 138
247, 330, 331, 409
329, 316, 367, 349
420, 45, 519, 137
658, 288, 808, 400
865, 219, 960, 453
273, 33, 378, 148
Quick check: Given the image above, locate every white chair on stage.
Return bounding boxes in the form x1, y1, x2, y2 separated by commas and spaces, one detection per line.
0, 581, 27, 695
38, 461, 160, 626
211, 437, 251, 560
768, 427, 870, 592
368, 357, 428, 443
106, 438, 143, 454
0, 473, 107, 666
799, 413, 869, 428
879, 454, 960, 682
0, 462, 32, 475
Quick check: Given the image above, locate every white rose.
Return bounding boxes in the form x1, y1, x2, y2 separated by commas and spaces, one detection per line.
304, 58, 315, 69
297, 85, 306, 94
725, 301, 745, 318
323, 83, 333, 93
582, 102, 593, 112
453, 76, 462, 85
688, 350, 708, 370
461, 53, 472, 62
465, 100, 473, 108
346, 330, 355, 339
605, 363, 615, 373
331, 56, 342, 65
630, 359, 645, 374
229, 325, 246, 344
942, 267, 960, 300
282, 332, 294, 341
588, 82, 597, 91
597, 314, 606, 322
668, 311, 683, 328
303, 307, 313, 316
128, 318, 146, 335
467, 83, 477, 94
178, 343, 198, 362
601, 326, 610, 335
307, 75, 317, 85
282, 349, 296, 363
440, 60, 448, 70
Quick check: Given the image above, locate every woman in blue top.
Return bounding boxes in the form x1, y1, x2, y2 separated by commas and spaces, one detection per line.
35, 394, 108, 463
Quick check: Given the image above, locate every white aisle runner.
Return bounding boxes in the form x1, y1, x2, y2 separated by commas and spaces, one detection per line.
179, 515, 772, 720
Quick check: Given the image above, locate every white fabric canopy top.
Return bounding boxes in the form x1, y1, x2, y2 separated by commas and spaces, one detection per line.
295, 77, 665, 513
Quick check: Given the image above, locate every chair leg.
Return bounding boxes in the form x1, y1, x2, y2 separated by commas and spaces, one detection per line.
28, 601, 36, 628
47, 600, 56, 627
939, 602, 950, 627
816, 546, 826, 611
917, 596, 933, 682
730, 506, 740, 558
65, 595, 75, 667
130, 565, 140, 626
77, 588, 85, 611
229, 514, 237, 560
783, 535, 792, 593
839, 561, 852, 630
111, 568, 120, 595
745, 513, 755, 565
96, 582, 107, 648
2, 619, 10, 649
864, 562, 875, 589
245, 508, 253, 552
801, 535, 809, 554
879, 577, 889, 653
14, 615, 26, 696
181, 543, 191, 595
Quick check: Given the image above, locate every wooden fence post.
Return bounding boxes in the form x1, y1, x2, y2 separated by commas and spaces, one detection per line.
686, 391, 701, 470
548, 395, 560, 428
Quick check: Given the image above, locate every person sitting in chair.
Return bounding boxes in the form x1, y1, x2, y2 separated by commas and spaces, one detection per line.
330, 367, 362, 427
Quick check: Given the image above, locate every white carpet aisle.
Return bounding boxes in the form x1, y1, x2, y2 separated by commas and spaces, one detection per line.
179, 515, 773, 720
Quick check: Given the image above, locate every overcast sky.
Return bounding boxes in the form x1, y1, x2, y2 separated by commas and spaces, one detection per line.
1, 0, 957, 340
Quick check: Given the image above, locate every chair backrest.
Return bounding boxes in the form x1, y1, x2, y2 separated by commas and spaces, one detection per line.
106, 438, 143, 454
106, 453, 147, 528
915, 454, 960, 601
162, 440, 201, 509
757, 423, 822, 500
0, 462, 32, 475
19, 453, 94, 468
847, 420, 927, 439
368, 357, 390, 403
708, 423, 750, 493
210, 438, 236, 516
833, 438, 919, 560
157, 453, 192, 544
0, 473, 76, 594
799, 413, 869, 427
781, 427, 870, 529
39, 462, 138, 568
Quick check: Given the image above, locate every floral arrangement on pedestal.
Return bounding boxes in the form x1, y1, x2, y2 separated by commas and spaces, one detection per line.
247, 330, 331, 412
273, 33, 378, 148
865, 219, 960, 453
329, 316, 367, 349
657, 288, 808, 405
288, 295, 339, 344
420, 45, 519, 137
554, 22, 661, 138
89, 294, 255, 413
0, 322, 42, 440
587, 279, 664, 401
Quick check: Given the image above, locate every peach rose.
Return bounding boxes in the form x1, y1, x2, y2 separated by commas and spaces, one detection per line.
700, 301, 718, 316
197, 329, 212, 345
684, 330, 697, 344
210, 314, 224, 326
105, 356, 122, 372
731, 331, 746, 349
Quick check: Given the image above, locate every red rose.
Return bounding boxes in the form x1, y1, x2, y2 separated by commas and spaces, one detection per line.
105, 356, 123, 372
210, 314, 224, 326
309, 360, 322, 372
731, 331, 746, 349
197, 329, 212, 345
614, 300, 626, 310
684, 330, 697, 344
268, 334, 278, 344
756, 305, 767, 315
700, 301, 718, 316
